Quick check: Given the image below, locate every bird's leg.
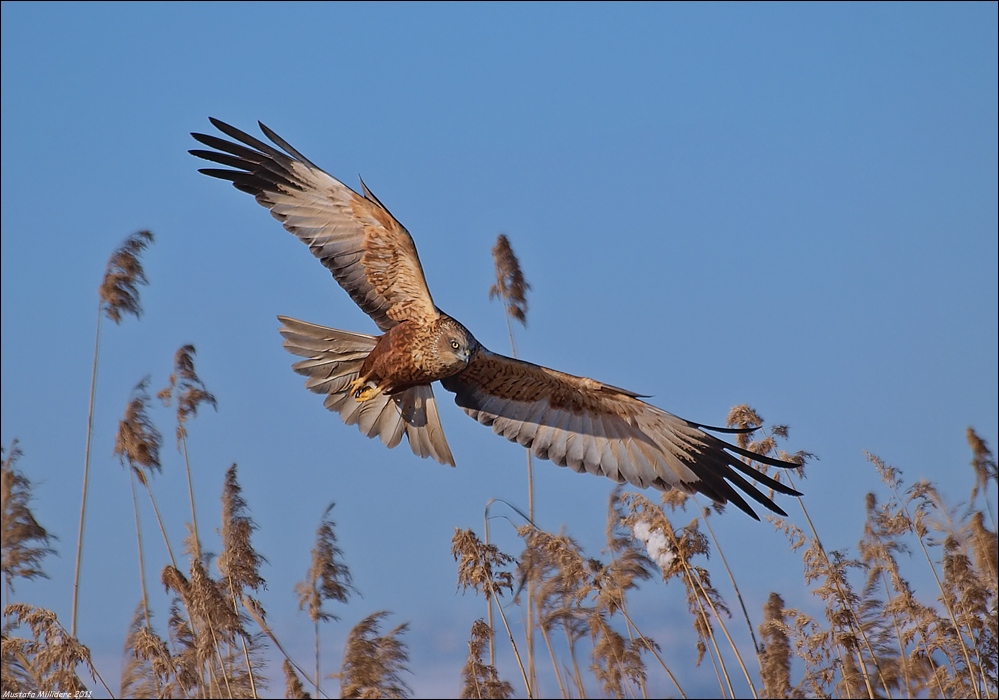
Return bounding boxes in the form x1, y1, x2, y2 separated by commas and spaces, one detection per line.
349, 374, 385, 402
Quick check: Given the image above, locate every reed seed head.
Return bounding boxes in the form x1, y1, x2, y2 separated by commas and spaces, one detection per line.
114, 379, 162, 478
99, 230, 154, 324
489, 234, 531, 326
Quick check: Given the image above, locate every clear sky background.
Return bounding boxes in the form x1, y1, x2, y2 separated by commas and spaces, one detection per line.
2, 3, 996, 698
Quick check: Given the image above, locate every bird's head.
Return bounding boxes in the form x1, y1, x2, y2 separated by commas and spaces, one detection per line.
435, 316, 478, 369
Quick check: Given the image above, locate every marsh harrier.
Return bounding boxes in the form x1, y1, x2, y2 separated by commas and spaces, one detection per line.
191, 119, 801, 519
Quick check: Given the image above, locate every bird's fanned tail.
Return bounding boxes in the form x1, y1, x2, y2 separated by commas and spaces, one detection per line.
278, 316, 455, 466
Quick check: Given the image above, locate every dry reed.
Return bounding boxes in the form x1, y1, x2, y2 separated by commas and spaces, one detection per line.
488, 233, 540, 693
73, 229, 156, 637
489, 233, 530, 329
336, 611, 411, 699
158, 344, 218, 563
3, 603, 107, 695
758, 592, 792, 698
460, 619, 514, 699
283, 657, 312, 699
295, 502, 355, 696
2, 441, 55, 593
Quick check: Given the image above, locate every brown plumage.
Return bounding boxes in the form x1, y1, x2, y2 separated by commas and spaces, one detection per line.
355, 317, 475, 400
191, 118, 803, 519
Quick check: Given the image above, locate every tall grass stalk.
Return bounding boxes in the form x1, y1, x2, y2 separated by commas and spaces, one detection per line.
243, 592, 316, 697
695, 501, 762, 657
128, 472, 152, 630
72, 229, 155, 637
482, 501, 499, 672
488, 233, 537, 693
158, 344, 217, 564
295, 502, 354, 697
460, 619, 514, 699
690, 562, 757, 698
680, 537, 735, 698
71, 305, 102, 640
908, 481, 988, 697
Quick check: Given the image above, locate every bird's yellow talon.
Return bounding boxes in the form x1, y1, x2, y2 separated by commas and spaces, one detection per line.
353, 385, 375, 402
350, 376, 383, 402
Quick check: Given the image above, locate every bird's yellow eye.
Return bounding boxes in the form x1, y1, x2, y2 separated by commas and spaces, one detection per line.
450, 340, 460, 350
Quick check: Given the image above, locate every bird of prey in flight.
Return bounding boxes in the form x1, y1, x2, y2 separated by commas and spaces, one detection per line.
191, 118, 802, 519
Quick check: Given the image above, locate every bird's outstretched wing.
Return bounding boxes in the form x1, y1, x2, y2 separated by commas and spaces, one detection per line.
191, 119, 437, 331
442, 348, 801, 519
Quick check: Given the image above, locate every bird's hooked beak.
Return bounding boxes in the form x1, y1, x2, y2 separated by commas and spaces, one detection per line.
461, 342, 479, 365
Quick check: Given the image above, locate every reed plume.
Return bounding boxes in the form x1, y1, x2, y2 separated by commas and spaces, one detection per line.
489, 234, 530, 329
908, 478, 992, 697
337, 611, 411, 699
758, 592, 792, 698
452, 528, 516, 601
114, 381, 169, 556
296, 503, 354, 622
116, 379, 164, 480
160, 568, 205, 697
803, 529, 883, 698
99, 230, 156, 324
284, 658, 312, 699
624, 491, 762, 697
161, 557, 256, 698
966, 427, 997, 529
153, 466, 269, 699
158, 344, 218, 444
968, 511, 998, 587
512, 521, 585, 698
218, 464, 266, 594
2, 603, 107, 695
460, 619, 514, 699
2, 441, 55, 593
120, 603, 170, 698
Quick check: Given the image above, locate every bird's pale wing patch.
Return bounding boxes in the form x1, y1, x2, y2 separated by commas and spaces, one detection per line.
191, 119, 438, 331
278, 316, 454, 466
442, 348, 800, 519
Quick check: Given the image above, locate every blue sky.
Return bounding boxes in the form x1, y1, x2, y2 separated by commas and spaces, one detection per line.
2, 2, 996, 698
